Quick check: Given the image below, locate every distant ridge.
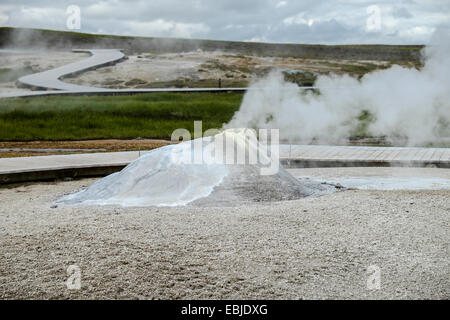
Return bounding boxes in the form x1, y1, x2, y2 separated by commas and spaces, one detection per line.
0, 27, 423, 61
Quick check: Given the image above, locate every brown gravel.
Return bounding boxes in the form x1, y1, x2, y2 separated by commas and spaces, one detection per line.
0, 139, 172, 158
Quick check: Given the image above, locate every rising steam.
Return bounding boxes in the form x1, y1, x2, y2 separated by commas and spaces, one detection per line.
226, 29, 450, 146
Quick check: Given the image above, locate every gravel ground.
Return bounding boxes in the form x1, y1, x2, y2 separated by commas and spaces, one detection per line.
63, 51, 386, 88
0, 50, 88, 95
0, 168, 449, 299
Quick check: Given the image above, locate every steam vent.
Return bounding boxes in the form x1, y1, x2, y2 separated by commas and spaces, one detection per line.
59, 129, 335, 207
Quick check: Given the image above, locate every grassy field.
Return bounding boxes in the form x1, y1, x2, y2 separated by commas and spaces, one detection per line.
1, 92, 447, 148
0, 92, 243, 141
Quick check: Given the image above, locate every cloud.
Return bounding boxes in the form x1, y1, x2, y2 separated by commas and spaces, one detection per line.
0, 12, 8, 25
124, 19, 210, 38
6, 6, 65, 30
276, 1, 287, 9
392, 7, 413, 19
283, 12, 314, 26
1, 0, 449, 44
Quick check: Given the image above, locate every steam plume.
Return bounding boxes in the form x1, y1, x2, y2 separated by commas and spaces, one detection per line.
226, 29, 450, 146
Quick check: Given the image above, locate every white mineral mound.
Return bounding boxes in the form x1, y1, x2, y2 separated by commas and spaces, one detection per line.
59, 129, 333, 207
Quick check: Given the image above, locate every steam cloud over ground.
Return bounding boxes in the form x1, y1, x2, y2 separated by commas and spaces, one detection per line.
227, 29, 450, 146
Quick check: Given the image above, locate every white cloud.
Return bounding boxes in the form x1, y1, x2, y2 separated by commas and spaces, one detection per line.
7, 6, 65, 29
283, 12, 308, 25
246, 36, 267, 42
276, 1, 287, 9
392, 7, 413, 19
398, 25, 435, 42
124, 19, 209, 38
1, 0, 449, 44
0, 12, 8, 25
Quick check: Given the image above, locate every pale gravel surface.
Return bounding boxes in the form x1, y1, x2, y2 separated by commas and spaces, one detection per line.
0, 168, 449, 299
64, 51, 385, 88
290, 167, 450, 179
0, 50, 88, 95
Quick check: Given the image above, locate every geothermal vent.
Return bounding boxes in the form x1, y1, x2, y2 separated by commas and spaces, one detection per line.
59, 129, 334, 207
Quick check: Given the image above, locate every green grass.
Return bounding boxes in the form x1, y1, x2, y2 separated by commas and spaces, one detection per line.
351, 110, 376, 137
282, 71, 317, 86
0, 92, 243, 141
2, 92, 446, 146
137, 79, 248, 89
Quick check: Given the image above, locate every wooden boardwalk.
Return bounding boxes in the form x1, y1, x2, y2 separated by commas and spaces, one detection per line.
1, 49, 250, 98
280, 145, 450, 165
0, 145, 449, 183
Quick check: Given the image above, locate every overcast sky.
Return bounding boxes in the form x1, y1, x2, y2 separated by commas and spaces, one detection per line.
0, 0, 449, 44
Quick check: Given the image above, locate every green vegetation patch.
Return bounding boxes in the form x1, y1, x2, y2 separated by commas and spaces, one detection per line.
0, 66, 34, 83
282, 70, 317, 86
0, 92, 243, 141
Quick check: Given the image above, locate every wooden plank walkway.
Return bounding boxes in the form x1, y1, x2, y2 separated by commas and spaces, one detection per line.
280, 145, 450, 162
17, 49, 126, 91
0, 145, 449, 183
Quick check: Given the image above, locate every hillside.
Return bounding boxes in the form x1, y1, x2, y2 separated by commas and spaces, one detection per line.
0, 27, 423, 62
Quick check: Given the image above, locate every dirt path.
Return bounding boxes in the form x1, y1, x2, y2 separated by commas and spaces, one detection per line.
0, 139, 173, 158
